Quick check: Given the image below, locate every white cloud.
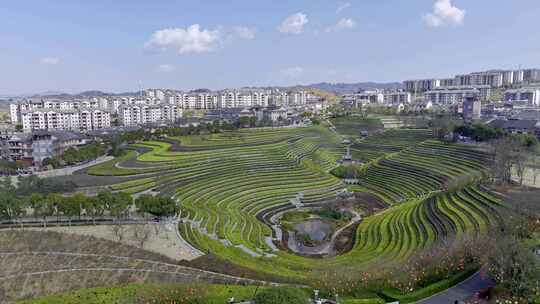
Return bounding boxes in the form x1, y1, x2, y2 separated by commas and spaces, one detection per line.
233, 26, 257, 40
336, 2, 351, 14
40, 57, 60, 65
145, 24, 221, 54
278, 12, 309, 34
281, 66, 304, 78
325, 18, 357, 32
423, 0, 465, 27
157, 64, 174, 73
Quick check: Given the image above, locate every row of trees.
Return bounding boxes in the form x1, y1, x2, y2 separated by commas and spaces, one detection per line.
0, 159, 27, 175
0, 178, 179, 225
43, 142, 107, 168
118, 121, 238, 143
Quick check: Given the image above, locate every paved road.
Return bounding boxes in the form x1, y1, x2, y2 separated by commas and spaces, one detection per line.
417, 269, 495, 304
36, 155, 113, 178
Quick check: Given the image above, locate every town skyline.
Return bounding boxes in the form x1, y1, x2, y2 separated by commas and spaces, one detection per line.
2, 0, 540, 95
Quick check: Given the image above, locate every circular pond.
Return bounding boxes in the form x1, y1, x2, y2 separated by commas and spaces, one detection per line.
294, 219, 332, 242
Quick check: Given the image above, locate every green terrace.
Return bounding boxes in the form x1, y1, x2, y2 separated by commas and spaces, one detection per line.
87, 126, 503, 285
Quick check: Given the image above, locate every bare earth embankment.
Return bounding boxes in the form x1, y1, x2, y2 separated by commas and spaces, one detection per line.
0, 230, 269, 303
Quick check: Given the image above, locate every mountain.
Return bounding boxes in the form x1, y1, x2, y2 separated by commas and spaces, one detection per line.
306, 82, 402, 94
28, 90, 142, 99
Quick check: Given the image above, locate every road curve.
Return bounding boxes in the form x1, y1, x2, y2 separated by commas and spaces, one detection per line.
416, 268, 495, 304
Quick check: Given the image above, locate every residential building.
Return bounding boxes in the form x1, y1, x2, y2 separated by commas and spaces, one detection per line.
354, 91, 384, 104
404, 79, 440, 93
425, 88, 483, 105
462, 97, 482, 120
455, 71, 504, 87
0, 132, 33, 163
403, 68, 540, 93
489, 119, 540, 136
20, 108, 111, 132
383, 92, 412, 105
523, 69, 540, 83
504, 88, 540, 107
118, 103, 183, 126
0, 131, 90, 165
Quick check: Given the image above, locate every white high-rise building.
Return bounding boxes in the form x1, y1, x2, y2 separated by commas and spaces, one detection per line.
383, 92, 412, 105
118, 104, 183, 126
20, 108, 111, 132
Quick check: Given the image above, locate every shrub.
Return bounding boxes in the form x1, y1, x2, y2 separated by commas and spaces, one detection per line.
488, 236, 540, 300
253, 287, 309, 304
330, 165, 363, 179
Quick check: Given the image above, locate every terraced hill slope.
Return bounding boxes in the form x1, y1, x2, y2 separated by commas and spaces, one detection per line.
89, 125, 503, 282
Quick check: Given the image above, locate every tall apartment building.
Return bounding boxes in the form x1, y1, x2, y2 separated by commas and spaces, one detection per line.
424, 88, 482, 105
19, 108, 111, 132
383, 92, 412, 105
162, 90, 306, 110
354, 91, 384, 104
455, 71, 504, 87
404, 79, 440, 93
523, 69, 540, 83
118, 104, 183, 126
404, 68, 540, 94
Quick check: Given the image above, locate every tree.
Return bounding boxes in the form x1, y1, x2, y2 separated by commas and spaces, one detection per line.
109, 135, 124, 157
488, 236, 540, 300
34, 193, 57, 227
490, 137, 515, 184
28, 193, 44, 221
489, 134, 539, 186
59, 194, 83, 225
430, 114, 454, 141
46, 193, 64, 224
237, 116, 251, 128
109, 220, 127, 242
135, 195, 179, 217
83, 196, 105, 225
131, 223, 152, 248
0, 194, 24, 224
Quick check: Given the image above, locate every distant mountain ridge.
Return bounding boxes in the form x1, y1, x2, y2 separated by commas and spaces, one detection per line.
3, 81, 403, 99
305, 82, 403, 94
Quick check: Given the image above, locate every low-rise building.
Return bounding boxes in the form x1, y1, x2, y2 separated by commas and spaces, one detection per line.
488, 119, 540, 136
0, 131, 90, 166
462, 97, 482, 120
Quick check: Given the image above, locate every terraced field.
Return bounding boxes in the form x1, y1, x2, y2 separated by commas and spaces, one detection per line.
351, 129, 433, 163
90, 125, 503, 282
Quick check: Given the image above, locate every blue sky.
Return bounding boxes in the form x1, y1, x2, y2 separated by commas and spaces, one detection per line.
1, 0, 539, 94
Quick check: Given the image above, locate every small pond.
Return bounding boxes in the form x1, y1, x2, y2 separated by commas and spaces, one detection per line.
294, 219, 332, 242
